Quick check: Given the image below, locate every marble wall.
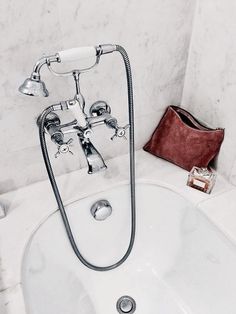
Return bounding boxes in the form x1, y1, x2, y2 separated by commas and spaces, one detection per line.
0, 0, 196, 193
182, 0, 236, 185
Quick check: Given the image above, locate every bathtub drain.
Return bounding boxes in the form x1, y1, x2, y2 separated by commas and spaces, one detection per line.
116, 296, 136, 313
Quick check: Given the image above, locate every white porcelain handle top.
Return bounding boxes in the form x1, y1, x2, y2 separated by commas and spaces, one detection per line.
58, 46, 97, 62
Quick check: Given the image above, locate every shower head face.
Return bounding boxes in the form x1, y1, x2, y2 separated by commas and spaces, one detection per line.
18, 77, 49, 97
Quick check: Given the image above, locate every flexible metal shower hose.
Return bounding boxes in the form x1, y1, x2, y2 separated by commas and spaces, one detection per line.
38, 45, 136, 271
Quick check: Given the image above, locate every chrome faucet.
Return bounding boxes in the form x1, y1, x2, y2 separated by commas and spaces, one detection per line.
41, 97, 129, 174
78, 134, 107, 174
19, 45, 129, 174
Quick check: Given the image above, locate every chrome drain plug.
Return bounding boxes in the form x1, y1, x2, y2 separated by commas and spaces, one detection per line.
116, 296, 136, 313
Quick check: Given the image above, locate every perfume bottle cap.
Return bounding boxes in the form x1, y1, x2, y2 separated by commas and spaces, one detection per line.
192, 166, 214, 179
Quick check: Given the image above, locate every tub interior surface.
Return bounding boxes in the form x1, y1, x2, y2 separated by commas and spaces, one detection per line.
22, 183, 236, 314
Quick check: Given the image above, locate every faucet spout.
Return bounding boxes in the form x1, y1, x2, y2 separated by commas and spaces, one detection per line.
78, 134, 107, 174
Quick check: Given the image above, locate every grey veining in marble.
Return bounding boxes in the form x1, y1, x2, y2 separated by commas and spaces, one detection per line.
0, 0, 196, 192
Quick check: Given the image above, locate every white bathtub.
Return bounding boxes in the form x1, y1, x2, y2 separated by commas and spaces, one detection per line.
22, 182, 236, 314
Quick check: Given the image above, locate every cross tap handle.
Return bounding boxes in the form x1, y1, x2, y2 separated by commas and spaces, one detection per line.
111, 124, 130, 141
55, 138, 74, 158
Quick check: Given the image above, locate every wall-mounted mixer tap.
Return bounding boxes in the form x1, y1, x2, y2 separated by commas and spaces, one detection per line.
19, 45, 128, 174
41, 99, 129, 172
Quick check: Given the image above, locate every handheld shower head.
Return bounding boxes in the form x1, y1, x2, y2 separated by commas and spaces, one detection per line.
18, 45, 117, 97
18, 55, 57, 97
19, 76, 49, 97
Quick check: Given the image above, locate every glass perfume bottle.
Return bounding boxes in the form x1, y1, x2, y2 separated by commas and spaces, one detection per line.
187, 166, 217, 194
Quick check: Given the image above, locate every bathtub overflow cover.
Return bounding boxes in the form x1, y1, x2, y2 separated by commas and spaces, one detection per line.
116, 296, 136, 313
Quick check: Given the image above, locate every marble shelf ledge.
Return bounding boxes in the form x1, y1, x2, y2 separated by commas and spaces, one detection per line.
0, 149, 235, 314
198, 188, 236, 244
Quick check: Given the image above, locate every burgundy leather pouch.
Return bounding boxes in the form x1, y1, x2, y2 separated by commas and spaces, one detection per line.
143, 106, 224, 171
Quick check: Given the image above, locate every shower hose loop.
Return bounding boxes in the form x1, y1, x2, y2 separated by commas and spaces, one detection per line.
38, 45, 136, 271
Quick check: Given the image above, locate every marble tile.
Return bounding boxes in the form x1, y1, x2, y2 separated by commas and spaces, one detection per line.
0, 0, 196, 192
182, 0, 236, 186
0, 284, 26, 314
